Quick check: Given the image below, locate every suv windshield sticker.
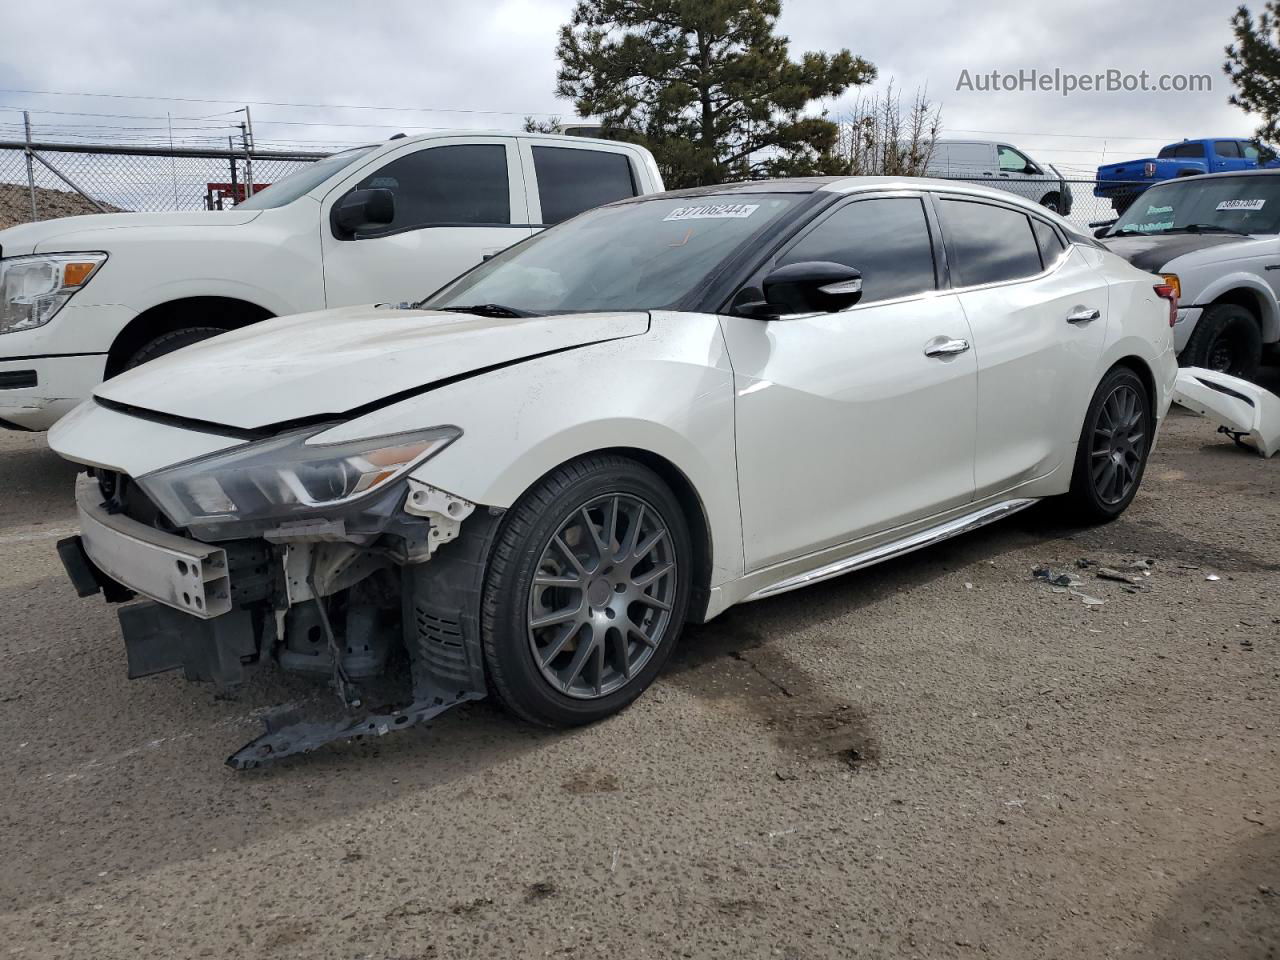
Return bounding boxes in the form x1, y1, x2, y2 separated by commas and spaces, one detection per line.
1217, 198, 1266, 211
663, 203, 759, 221
1146, 205, 1173, 215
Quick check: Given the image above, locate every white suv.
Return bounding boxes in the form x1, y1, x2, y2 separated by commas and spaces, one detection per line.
0, 131, 663, 430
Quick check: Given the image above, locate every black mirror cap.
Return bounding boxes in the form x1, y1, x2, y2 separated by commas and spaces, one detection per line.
761, 261, 863, 314
333, 188, 396, 236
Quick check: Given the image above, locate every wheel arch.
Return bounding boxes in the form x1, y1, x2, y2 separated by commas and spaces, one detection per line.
1199, 283, 1278, 343
105, 296, 274, 378
1111, 354, 1158, 424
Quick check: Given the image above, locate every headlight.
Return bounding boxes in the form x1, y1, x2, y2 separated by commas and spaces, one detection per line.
137, 425, 461, 534
0, 252, 107, 335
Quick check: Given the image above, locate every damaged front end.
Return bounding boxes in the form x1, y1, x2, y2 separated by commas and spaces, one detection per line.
56, 425, 499, 769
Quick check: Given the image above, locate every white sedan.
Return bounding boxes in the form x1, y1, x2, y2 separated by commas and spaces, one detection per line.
48, 177, 1179, 766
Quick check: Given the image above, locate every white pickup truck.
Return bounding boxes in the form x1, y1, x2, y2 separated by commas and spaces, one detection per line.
0, 131, 664, 430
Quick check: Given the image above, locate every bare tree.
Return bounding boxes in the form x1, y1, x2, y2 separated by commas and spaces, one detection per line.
835, 82, 942, 176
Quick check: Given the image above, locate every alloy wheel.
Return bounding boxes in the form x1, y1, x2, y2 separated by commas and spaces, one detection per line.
527, 494, 677, 699
1089, 383, 1147, 505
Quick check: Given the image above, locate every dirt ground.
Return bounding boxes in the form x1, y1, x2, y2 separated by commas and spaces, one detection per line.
1, 402, 1277, 959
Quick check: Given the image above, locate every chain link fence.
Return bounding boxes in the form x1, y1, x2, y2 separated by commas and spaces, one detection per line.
0, 140, 325, 229
932, 175, 1151, 230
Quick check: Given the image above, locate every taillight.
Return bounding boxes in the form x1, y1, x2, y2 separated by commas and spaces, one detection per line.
1153, 283, 1178, 326
1144, 161, 1156, 178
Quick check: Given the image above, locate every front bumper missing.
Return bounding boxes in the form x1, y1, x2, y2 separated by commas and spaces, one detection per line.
74, 478, 231, 618
58, 478, 502, 769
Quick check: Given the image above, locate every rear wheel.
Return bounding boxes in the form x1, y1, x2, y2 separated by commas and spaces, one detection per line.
1039, 191, 1061, 213
1060, 366, 1152, 523
123, 326, 226, 370
1181, 303, 1261, 380
481, 455, 692, 727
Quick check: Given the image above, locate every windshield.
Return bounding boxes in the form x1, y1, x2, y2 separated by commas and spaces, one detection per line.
421, 193, 801, 314
1108, 175, 1280, 236
236, 146, 377, 210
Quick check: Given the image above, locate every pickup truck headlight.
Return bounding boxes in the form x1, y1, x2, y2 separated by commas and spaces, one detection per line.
137, 425, 461, 534
0, 252, 107, 335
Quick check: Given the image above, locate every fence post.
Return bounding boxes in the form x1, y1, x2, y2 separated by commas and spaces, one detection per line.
22, 111, 37, 222
244, 106, 255, 198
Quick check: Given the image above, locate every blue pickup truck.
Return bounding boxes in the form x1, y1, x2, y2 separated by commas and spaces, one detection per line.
1094, 138, 1279, 213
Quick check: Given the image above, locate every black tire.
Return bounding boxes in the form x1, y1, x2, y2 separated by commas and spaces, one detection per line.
1061, 366, 1152, 524
1039, 192, 1061, 213
481, 455, 692, 727
123, 326, 226, 371
1180, 303, 1262, 380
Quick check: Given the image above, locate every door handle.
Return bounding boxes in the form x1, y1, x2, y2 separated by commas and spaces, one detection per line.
1066, 307, 1101, 325
923, 336, 970, 358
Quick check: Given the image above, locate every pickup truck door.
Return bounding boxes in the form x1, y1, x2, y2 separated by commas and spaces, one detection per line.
319, 137, 533, 308
516, 138, 648, 227
1212, 140, 1249, 173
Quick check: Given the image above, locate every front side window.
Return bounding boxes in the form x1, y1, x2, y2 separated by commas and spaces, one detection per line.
940, 199, 1042, 287
998, 145, 1030, 172
533, 147, 637, 225
778, 197, 937, 304
423, 193, 800, 314
345, 144, 510, 236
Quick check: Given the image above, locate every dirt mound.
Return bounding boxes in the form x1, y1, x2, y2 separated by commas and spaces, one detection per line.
0, 182, 124, 230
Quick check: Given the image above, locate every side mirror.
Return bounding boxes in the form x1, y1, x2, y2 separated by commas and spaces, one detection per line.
333, 188, 395, 237
1024, 163, 1042, 176
752, 261, 863, 316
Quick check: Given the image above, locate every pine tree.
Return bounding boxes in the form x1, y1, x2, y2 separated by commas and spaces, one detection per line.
1225, 3, 1280, 141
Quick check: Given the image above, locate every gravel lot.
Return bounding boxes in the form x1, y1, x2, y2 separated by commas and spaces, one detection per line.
1, 402, 1277, 959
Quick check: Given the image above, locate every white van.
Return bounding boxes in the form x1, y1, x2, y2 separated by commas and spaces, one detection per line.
0, 131, 664, 430
928, 140, 1073, 216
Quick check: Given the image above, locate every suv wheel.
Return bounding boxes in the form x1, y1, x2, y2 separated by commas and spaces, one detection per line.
481, 455, 692, 727
1039, 192, 1061, 213
1181, 303, 1261, 380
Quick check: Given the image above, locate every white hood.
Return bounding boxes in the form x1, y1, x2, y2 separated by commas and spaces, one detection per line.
0, 210, 262, 256
93, 305, 651, 430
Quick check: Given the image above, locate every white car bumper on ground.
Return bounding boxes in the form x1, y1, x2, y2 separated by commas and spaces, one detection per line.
0, 353, 108, 430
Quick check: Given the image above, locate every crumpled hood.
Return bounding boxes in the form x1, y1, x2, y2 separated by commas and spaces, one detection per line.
0, 210, 261, 256
1101, 232, 1252, 273
93, 305, 650, 431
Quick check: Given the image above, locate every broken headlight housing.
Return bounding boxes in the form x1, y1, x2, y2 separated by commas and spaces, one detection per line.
0, 252, 107, 334
137, 425, 461, 537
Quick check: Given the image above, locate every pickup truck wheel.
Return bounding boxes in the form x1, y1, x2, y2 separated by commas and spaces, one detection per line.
124, 326, 227, 370
481, 455, 692, 727
1039, 192, 1061, 213
1181, 303, 1261, 380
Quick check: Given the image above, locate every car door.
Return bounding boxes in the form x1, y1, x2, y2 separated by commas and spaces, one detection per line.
320, 137, 533, 307
995, 144, 1044, 205
719, 193, 978, 571
518, 139, 645, 227
934, 195, 1110, 498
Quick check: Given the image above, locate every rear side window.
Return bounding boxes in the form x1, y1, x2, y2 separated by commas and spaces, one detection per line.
940, 199, 1042, 286
1161, 142, 1205, 159
1215, 140, 1242, 158
1030, 218, 1067, 267
352, 144, 510, 234
533, 147, 637, 225
778, 197, 936, 304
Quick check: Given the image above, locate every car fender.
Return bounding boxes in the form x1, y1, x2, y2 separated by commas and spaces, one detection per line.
313, 312, 746, 586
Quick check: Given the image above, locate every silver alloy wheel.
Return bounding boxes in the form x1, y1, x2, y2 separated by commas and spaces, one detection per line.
527, 493, 677, 699
1090, 383, 1146, 504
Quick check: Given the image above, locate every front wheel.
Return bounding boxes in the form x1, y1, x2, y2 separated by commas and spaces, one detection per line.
123, 326, 227, 371
1059, 366, 1152, 523
1180, 303, 1261, 380
481, 455, 692, 727
1039, 191, 1061, 213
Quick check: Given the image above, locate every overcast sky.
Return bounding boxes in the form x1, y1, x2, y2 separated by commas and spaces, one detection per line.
0, 0, 1251, 177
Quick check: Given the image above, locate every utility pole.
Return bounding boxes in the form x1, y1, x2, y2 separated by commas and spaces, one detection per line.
22, 111, 37, 222
166, 111, 179, 207
243, 105, 255, 198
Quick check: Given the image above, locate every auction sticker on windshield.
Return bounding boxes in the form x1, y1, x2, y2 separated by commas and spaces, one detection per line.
663, 203, 759, 221
1217, 199, 1266, 211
